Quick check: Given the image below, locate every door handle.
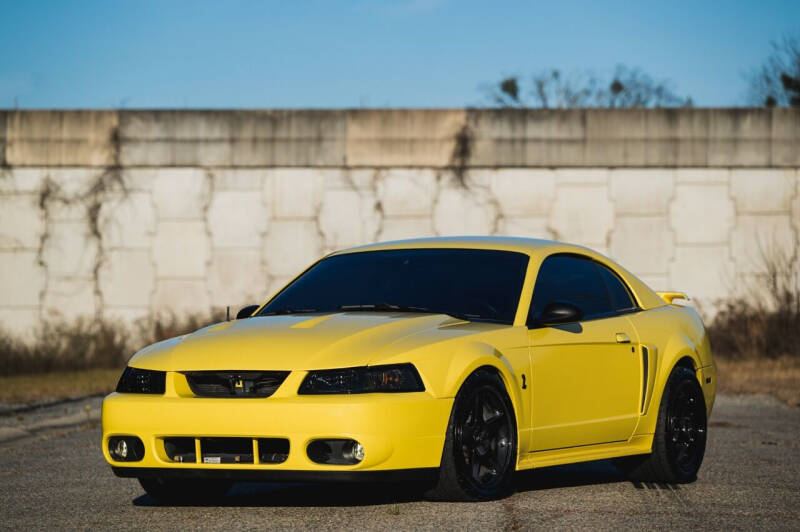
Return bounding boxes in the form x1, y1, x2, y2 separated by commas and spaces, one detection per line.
615, 333, 631, 344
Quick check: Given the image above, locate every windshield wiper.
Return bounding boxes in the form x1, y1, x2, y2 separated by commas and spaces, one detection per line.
259, 308, 320, 316
339, 303, 474, 322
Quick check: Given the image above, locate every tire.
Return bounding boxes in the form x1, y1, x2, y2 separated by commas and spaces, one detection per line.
138, 478, 232, 505
425, 369, 517, 501
619, 366, 707, 484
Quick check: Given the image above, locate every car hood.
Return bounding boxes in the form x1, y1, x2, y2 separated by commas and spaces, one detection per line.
129, 312, 499, 372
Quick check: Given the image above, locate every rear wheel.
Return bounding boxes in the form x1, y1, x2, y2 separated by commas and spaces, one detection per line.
426, 369, 517, 501
619, 365, 707, 483
138, 478, 232, 505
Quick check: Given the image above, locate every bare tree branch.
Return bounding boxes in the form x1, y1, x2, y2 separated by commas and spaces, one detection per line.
745, 34, 800, 107
483, 66, 690, 108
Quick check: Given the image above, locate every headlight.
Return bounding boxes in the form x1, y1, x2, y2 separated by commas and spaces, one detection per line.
298, 363, 425, 394
116, 366, 166, 394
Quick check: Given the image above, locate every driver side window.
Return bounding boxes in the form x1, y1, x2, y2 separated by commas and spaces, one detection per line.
527, 254, 615, 327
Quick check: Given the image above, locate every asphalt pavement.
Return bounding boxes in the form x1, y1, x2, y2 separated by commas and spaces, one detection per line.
0, 393, 798, 530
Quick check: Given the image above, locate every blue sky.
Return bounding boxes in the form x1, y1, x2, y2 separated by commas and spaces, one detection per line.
1, 0, 798, 108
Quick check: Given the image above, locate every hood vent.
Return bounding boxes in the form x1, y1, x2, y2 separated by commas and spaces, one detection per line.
183, 371, 290, 398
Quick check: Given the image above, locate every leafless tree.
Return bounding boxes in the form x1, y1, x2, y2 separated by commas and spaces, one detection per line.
594, 66, 691, 108
484, 65, 691, 109
529, 69, 597, 109
746, 35, 800, 107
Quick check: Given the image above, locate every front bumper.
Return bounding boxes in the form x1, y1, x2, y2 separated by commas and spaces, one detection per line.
102, 377, 453, 477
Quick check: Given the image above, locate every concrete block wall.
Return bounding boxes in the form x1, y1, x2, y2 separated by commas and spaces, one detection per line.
0, 109, 798, 337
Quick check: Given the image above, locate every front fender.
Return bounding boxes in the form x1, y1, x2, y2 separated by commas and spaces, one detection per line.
414, 339, 531, 454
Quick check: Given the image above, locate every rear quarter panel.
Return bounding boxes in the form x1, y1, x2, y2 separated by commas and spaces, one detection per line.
627, 304, 716, 436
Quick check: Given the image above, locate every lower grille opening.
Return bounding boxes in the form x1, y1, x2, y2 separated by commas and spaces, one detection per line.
164, 437, 196, 463
200, 437, 254, 464
257, 438, 290, 464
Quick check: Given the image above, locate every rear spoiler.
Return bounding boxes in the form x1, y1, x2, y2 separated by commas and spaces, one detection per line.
657, 291, 690, 305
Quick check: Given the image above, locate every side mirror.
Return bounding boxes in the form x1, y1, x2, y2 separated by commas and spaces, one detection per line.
236, 304, 260, 320
537, 301, 583, 326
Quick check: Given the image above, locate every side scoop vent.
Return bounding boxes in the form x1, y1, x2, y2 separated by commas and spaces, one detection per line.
183, 371, 289, 398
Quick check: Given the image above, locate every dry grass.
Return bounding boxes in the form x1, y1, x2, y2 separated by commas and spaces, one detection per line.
704, 244, 800, 407
707, 242, 800, 361
0, 368, 121, 405
715, 356, 800, 408
0, 310, 225, 377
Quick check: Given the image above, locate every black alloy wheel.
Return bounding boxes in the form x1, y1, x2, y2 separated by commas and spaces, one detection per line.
454, 387, 515, 491
426, 369, 517, 501
618, 365, 707, 484
665, 376, 707, 477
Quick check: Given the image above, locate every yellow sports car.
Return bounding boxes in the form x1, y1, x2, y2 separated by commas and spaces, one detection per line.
102, 237, 716, 502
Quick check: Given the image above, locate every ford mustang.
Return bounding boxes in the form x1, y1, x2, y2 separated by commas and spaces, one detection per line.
102, 237, 716, 502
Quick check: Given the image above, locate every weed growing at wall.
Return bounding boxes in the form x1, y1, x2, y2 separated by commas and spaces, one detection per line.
707, 244, 800, 360
0, 309, 225, 376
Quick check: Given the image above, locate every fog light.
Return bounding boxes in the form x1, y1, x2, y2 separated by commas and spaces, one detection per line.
307, 438, 363, 465
349, 441, 365, 462
115, 439, 129, 459
108, 436, 144, 462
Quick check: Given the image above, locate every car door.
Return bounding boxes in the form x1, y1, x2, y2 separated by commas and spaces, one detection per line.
527, 254, 641, 451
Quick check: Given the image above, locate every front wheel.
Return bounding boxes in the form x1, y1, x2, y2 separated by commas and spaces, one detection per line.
426, 369, 517, 501
619, 365, 707, 483
138, 478, 232, 505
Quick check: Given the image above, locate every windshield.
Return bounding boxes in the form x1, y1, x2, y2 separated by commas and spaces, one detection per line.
259, 248, 529, 324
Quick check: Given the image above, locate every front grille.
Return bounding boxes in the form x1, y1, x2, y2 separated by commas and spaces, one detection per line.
183, 371, 289, 398
161, 436, 290, 464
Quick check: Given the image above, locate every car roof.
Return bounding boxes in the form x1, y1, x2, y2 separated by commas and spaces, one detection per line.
334, 236, 587, 256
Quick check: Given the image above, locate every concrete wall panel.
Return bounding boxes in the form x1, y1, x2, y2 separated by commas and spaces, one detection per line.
152, 168, 210, 220
6, 111, 118, 166
346, 110, 466, 167
207, 190, 268, 248
609, 216, 675, 276
99, 250, 155, 307
206, 250, 266, 309
611, 170, 675, 214
120, 111, 347, 167
378, 217, 435, 241
152, 279, 210, 315
42, 278, 96, 319
489, 169, 555, 216
730, 169, 796, 213
41, 222, 98, 277
433, 181, 498, 236
731, 214, 797, 274
0, 250, 44, 307
669, 183, 735, 244
549, 184, 614, 247
99, 192, 156, 249
376, 169, 437, 217
152, 221, 210, 278
262, 220, 322, 278
669, 245, 735, 307
0, 194, 44, 249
